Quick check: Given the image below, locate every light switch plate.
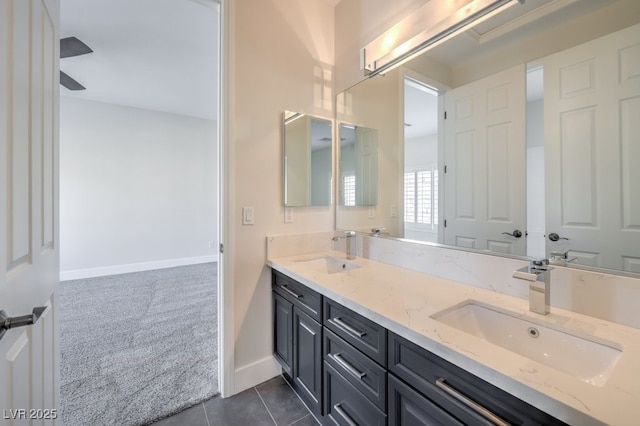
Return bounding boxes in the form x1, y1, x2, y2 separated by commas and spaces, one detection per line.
284, 207, 294, 223
242, 207, 254, 225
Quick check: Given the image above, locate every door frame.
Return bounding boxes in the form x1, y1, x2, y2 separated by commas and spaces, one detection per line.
218, 0, 234, 398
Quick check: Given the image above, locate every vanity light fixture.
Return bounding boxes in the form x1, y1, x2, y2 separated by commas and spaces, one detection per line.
361, 0, 525, 77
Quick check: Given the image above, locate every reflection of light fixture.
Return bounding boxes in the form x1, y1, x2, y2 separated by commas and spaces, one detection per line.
284, 112, 303, 124
361, 0, 524, 77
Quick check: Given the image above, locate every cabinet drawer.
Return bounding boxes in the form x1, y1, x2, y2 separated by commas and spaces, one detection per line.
388, 332, 568, 426
272, 270, 322, 321
324, 298, 387, 366
388, 374, 464, 426
324, 328, 387, 411
324, 361, 386, 426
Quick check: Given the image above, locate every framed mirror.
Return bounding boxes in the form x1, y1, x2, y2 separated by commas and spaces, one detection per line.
335, 0, 640, 275
283, 111, 333, 207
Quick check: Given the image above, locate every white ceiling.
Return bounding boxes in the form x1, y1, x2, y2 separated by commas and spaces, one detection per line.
60, 0, 219, 120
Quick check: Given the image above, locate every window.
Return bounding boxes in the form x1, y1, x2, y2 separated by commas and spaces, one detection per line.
404, 168, 438, 227
343, 174, 356, 207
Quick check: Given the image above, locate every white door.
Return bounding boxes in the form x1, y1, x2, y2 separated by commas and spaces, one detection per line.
1, 0, 60, 423
443, 64, 527, 255
544, 23, 640, 272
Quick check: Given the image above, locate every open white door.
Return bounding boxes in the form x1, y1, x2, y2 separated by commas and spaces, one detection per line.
443, 64, 527, 255
1, 0, 60, 422
544, 23, 640, 272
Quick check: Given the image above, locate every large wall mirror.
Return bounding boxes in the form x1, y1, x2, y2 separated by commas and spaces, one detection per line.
336, 0, 640, 275
283, 111, 333, 207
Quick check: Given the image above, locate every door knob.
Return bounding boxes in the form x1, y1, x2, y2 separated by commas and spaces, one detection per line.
0, 306, 47, 341
548, 233, 569, 242
502, 230, 523, 238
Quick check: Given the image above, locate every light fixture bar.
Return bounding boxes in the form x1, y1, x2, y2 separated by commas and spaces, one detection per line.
361, 0, 523, 77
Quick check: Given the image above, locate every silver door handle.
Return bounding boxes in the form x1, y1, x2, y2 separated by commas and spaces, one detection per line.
332, 352, 366, 379
0, 306, 47, 341
435, 378, 510, 426
547, 233, 569, 241
501, 230, 522, 238
280, 285, 302, 299
333, 403, 358, 426
330, 317, 366, 338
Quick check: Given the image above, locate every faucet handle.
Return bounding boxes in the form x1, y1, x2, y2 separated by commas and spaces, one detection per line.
371, 227, 386, 236
530, 258, 551, 270
344, 230, 356, 237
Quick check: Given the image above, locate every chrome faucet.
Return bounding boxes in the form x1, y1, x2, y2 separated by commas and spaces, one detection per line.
332, 230, 356, 260
513, 259, 553, 315
549, 249, 577, 266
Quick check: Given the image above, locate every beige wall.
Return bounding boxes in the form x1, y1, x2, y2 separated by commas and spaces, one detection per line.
225, 0, 432, 392
228, 0, 335, 391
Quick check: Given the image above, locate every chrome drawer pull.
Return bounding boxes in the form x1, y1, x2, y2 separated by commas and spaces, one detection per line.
436, 378, 510, 426
332, 317, 366, 337
332, 352, 366, 379
280, 285, 302, 298
334, 403, 358, 426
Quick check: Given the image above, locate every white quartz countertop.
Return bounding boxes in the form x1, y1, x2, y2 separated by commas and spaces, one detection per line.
267, 250, 640, 426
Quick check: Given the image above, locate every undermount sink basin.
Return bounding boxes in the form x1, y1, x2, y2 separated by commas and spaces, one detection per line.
431, 300, 623, 387
295, 256, 361, 274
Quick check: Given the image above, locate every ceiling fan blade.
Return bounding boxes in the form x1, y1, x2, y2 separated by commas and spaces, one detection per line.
60, 71, 86, 91
60, 36, 93, 58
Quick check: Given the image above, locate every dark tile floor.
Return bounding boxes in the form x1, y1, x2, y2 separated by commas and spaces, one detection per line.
150, 375, 319, 426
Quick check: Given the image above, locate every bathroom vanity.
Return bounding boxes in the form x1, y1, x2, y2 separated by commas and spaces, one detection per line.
267, 241, 640, 426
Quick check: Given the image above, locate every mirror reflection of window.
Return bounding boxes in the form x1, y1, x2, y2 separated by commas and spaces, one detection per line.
404, 169, 438, 226
343, 174, 356, 207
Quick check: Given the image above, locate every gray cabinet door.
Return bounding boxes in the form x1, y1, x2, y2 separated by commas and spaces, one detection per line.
273, 292, 293, 376
293, 308, 323, 416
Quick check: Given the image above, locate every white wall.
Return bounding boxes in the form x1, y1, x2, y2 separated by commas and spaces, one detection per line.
228, 0, 335, 392
60, 97, 218, 279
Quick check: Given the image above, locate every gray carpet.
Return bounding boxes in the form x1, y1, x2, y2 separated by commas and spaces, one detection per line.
59, 263, 218, 426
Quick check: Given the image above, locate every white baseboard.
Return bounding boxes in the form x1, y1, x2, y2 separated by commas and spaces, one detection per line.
233, 355, 282, 395
60, 255, 219, 281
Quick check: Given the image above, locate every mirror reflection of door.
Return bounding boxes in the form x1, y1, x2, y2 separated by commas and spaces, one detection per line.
443, 64, 527, 255
543, 23, 640, 272
403, 77, 440, 243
